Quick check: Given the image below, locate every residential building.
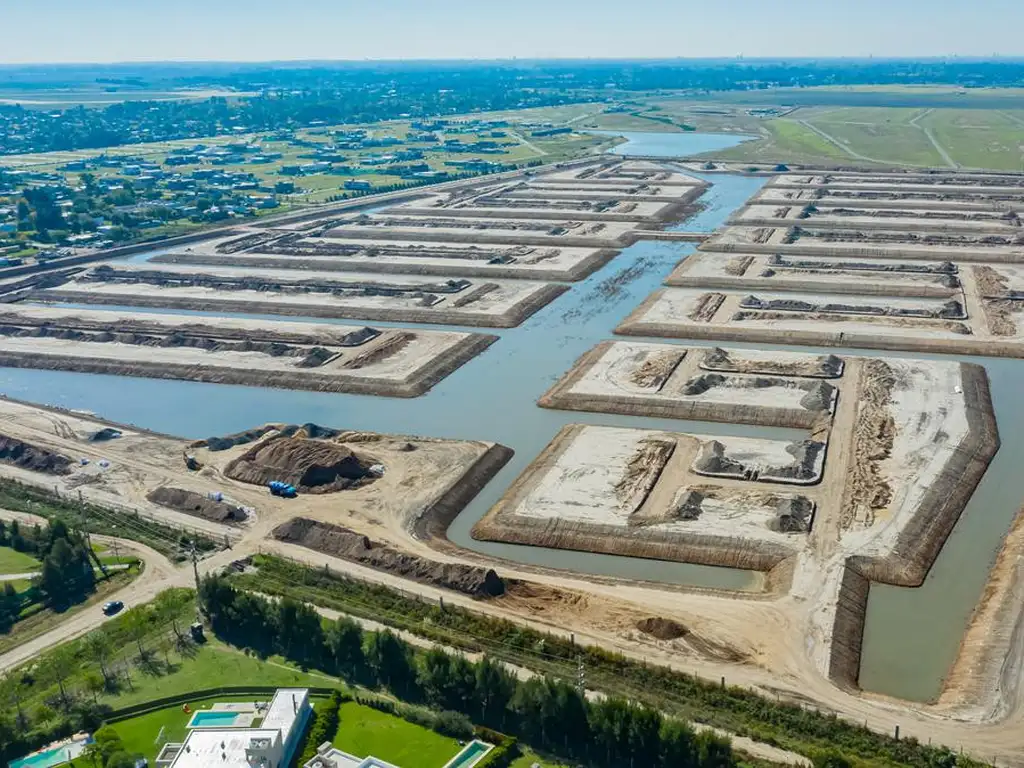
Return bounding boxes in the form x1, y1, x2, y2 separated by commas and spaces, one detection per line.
155, 689, 312, 768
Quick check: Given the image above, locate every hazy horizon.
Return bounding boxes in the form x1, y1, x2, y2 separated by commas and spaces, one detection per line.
4, 0, 1024, 65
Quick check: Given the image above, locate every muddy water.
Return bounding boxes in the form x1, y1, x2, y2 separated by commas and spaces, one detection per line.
1, 131, 1018, 700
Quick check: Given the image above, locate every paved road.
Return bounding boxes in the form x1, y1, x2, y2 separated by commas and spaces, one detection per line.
0, 534, 186, 673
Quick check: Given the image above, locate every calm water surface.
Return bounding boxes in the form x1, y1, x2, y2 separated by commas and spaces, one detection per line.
3, 132, 1016, 701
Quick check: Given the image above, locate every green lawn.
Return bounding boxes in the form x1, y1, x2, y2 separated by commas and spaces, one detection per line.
62, 693, 463, 767
0, 545, 41, 574
98, 641, 332, 711
330, 701, 461, 767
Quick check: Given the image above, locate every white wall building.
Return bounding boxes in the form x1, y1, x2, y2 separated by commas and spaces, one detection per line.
156, 689, 312, 768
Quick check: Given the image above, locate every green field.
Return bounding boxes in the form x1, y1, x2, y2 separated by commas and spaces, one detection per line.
0, 546, 41, 574
700, 103, 1024, 170
0, 567, 139, 656
329, 701, 461, 766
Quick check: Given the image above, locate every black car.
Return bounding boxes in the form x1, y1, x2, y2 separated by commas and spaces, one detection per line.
102, 600, 124, 616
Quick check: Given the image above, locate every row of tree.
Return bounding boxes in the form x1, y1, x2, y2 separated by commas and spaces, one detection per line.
0, 518, 97, 621
199, 577, 735, 768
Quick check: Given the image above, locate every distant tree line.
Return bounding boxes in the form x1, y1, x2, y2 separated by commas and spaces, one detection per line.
6, 59, 1024, 155
200, 577, 736, 768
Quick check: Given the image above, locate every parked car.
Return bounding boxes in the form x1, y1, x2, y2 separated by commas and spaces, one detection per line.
102, 600, 124, 616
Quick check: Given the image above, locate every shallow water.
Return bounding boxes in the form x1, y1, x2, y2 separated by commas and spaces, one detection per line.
3, 131, 1018, 700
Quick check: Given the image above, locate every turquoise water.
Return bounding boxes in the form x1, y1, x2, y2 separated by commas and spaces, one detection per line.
188, 710, 243, 727
8, 743, 81, 768
443, 740, 492, 768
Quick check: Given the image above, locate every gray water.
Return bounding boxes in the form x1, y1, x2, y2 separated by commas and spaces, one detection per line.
3, 131, 1018, 701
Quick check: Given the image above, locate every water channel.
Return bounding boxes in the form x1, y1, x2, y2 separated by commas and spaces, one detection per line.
3, 130, 1020, 702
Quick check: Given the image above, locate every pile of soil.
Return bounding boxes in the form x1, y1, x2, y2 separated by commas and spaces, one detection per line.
147, 486, 247, 523
225, 436, 375, 493
272, 517, 505, 598
198, 423, 342, 452
0, 434, 71, 475
636, 617, 689, 640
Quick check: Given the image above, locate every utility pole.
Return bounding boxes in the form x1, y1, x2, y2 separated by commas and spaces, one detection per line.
575, 654, 586, 696
189, 543, 200, 592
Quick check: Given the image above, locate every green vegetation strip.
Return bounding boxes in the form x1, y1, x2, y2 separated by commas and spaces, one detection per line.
232, 555, 984, 768
0, 477, 220, 560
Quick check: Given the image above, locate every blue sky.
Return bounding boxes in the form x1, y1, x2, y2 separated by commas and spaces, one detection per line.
3, 0, 1024, 63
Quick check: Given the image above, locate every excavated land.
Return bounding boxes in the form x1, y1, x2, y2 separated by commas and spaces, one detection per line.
31, 263, 567, 329
616, 286, 1024, 357
147, 486, 248, 524
191, 423, 513, 538
152, 237, 621, 282
823, 361, 999, 688
732, 203, 1024, 234
323, 214, 637, 248
666, 251, 964, 298
273, 517, 507, 598
539, 340, 840, 428
703, 225, 1024, 263
224, 435, 381, 494
472, 424, 819, 571
0, 433, 72, 475
0, 306, 495, 397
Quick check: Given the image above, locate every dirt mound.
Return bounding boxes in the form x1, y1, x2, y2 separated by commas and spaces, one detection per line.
198, 423, 342, 452
147, 487, 247, 523
272, 517, 505, 598
225, 436, 375, 494
88, 427, 123, 442
0, 434, 71, 475
636, 616, 689, 640
772, 496, 815, 533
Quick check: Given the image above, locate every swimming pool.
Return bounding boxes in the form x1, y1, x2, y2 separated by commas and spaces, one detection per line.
9, 738, 89, 768
187, 710, 245, 728
442, 740, 492, 768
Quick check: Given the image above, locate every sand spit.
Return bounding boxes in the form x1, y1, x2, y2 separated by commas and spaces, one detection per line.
0, 307, 494, 397
473, 424, 810, 571
540, 341, 839, 428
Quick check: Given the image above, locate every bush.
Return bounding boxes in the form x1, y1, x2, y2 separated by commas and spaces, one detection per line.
297, 690, 344, 765
475, 737, 519, 768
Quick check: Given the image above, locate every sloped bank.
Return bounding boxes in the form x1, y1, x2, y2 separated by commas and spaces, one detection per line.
0, 333, 497, 398
827, 363, 1000, 689
471, 425, 796, 572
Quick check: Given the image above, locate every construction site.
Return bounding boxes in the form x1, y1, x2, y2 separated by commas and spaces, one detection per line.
9, 157, 1024, 764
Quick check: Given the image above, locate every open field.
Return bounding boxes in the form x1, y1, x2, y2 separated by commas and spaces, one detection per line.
685, 100, 1024, 171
